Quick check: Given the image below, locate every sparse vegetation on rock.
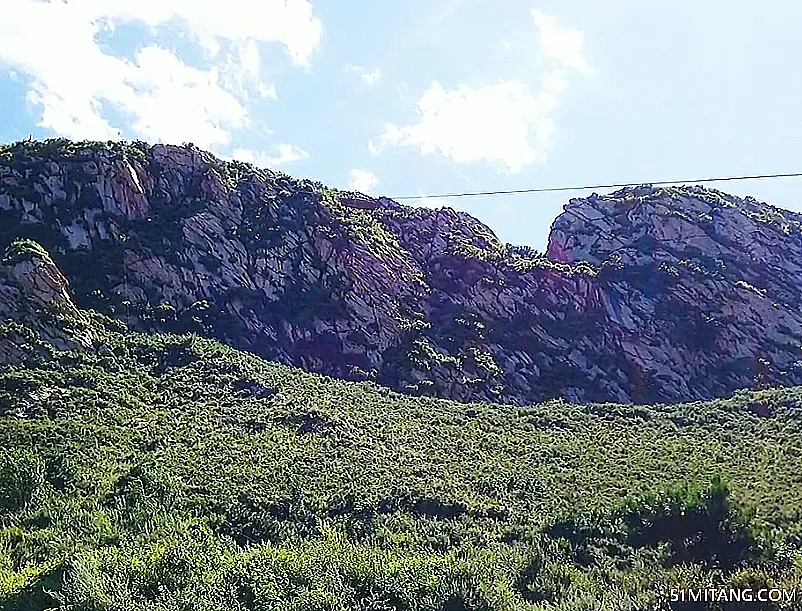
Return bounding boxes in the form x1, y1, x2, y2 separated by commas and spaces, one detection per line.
4, 141, 802, 405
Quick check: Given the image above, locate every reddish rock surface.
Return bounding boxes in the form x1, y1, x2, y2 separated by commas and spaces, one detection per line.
2, 140, 802, 404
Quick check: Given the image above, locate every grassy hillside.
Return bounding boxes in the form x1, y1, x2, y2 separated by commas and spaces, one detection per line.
2, 315, 802, 610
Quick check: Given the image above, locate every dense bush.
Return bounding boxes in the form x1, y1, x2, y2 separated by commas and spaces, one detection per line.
0, 450, 44, 516
618, 476, 759, 568
1, 324, 802, 609
545, 477, 762, 572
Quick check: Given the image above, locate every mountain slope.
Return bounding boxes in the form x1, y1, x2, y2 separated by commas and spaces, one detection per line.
3, 139, 802, 406
2, 247, 802, 610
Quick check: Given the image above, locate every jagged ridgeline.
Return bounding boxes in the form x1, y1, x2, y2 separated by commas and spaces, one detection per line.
3, 139, 802, 406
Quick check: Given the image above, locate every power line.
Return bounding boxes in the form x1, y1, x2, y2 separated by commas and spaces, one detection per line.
390, 171, 802, 201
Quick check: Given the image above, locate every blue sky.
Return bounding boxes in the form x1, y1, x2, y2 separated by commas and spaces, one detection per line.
1, 0, 801, 249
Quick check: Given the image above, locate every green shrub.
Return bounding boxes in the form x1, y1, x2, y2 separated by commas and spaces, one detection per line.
721, 568, 781, 611
103, 465, 176, 532
545, 477, 761, 571
514, 546, 573, 603
619, 476, 759, 568
0, 450, 45, 516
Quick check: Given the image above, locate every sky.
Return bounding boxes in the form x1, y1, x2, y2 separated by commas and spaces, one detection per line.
1, 0, 801, 250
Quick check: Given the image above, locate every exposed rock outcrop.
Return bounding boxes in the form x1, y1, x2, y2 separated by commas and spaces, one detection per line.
0, 239, 94, 363
1, 139, 800, 404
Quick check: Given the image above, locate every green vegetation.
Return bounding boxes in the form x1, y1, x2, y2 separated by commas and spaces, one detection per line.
2, 238, 53, 265
318, 189, 401, 252
1, 314, 802, 610
0, 138, 151, 166
504, 255, 598, 277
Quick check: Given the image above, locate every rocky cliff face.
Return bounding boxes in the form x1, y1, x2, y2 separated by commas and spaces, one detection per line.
2, 139, 801, 404
0, 238, 96, 364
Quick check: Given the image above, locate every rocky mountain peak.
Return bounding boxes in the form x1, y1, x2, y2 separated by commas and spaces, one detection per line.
1, 139, 802, 404
549, 185, 802, 268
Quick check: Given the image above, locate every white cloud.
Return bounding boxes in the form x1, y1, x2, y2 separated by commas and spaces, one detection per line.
221, 40, 277, 101
0, 0, 321, 145
531, 9, 591, 74
369, 10, 590, 172
347, 65, 382, 86
128, 46, 249, 147
191, 31, 223, 59
81, 0, 322, 66
369, 80, 558, 173
361, 69, 382, 86
348, 169, 379, 194
232, 143, 309, 167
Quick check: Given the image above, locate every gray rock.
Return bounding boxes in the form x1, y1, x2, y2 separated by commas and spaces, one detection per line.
2, 142, 801, 405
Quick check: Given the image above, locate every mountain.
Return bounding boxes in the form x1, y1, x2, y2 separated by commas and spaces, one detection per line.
4, 139, 802, 609
3, 139, 802, 406
2, 245, 802, 609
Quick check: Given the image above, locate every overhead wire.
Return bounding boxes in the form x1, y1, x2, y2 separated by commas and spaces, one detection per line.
390, 171, 802, 201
